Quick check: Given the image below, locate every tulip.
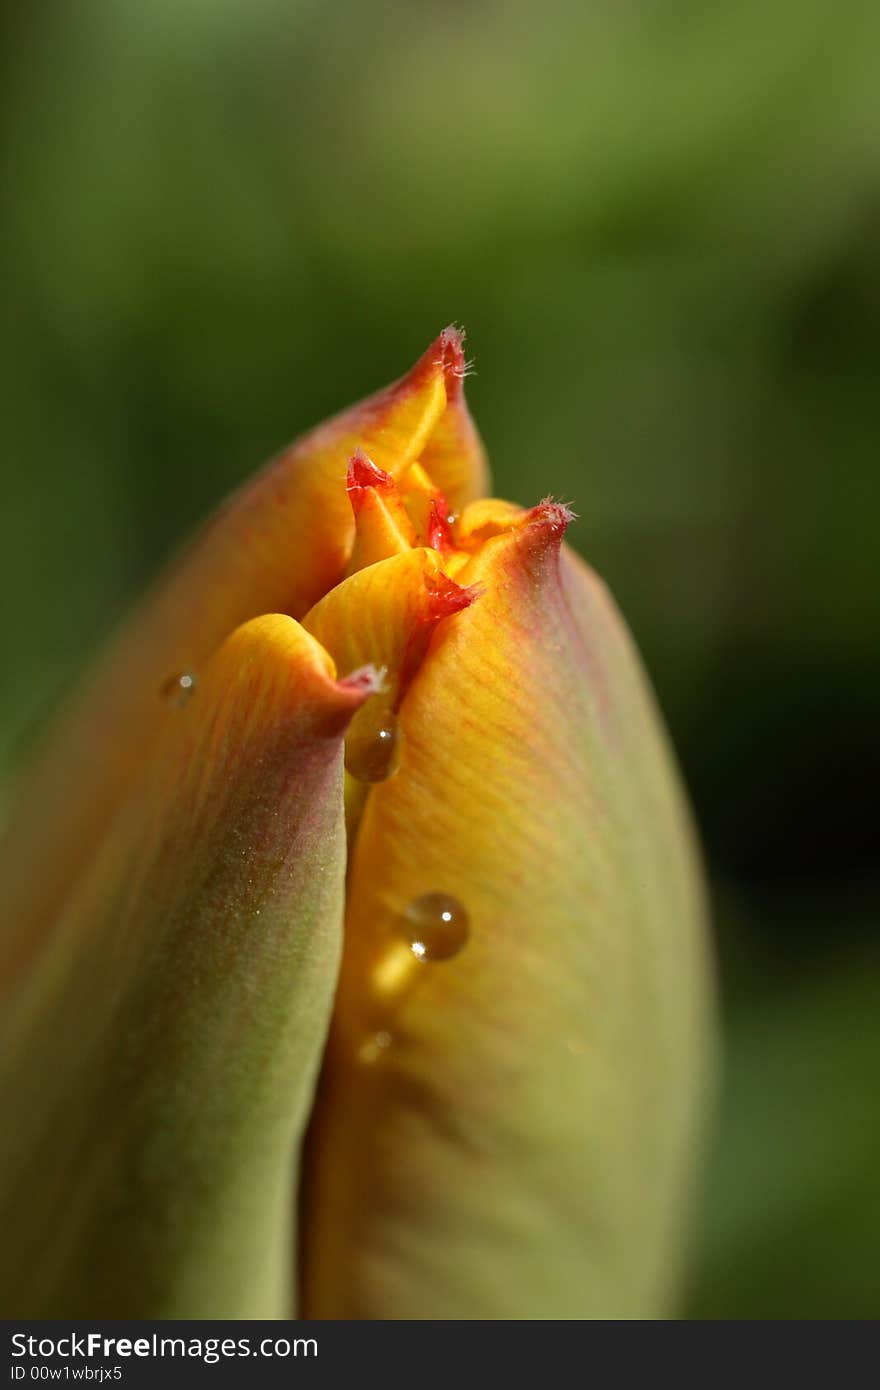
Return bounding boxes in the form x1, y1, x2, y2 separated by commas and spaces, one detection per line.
0, 328, 714, 1319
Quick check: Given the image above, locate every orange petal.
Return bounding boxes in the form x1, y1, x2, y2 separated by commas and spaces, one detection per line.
302, 547, 476, 796
302, 508, 713, 1319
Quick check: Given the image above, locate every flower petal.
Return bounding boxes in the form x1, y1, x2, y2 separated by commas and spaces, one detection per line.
302, 546, 476, 817
0, 330, 485, 988
303, 547, 475, 697
302, 510, 714, 1319
345, 451, 417, 573
0, 615, 374, 1317
414, 325, 489, 509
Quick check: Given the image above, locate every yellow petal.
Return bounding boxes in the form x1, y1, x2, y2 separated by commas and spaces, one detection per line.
0, 616, 375, 1317
302, 546, 476, 802
396, 461, 455, 552
456, 494, 529, 544
302, 507, 713, 1319
303, 547, 473, 692
345, 451, 417, 574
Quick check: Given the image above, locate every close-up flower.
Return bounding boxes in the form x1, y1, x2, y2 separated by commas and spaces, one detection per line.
0, 328, 713, 1320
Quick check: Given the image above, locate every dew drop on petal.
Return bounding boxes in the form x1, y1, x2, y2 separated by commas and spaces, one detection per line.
398, 892, 470, 962
357, 1028, 394, 1065
160, 671, 197, 707
344, 719, 401, 783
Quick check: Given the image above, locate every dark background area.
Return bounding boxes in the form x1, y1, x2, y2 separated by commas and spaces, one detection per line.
1, 0, 878, 1317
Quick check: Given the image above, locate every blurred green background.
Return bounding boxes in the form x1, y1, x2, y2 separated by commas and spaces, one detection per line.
2, 0, 878, 1318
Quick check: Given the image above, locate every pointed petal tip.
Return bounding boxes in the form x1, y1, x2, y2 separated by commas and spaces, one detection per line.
209, 614, 382, 743
427, 495, 454, 553
338, 662, 387, 698
402, 324, 474, 403
456, 497, 576, 553
435, 324, 474, 397
423, 571, 481, 624
346, 450, 394, 511
532, 496, 577, 527
526, 497, 578, 544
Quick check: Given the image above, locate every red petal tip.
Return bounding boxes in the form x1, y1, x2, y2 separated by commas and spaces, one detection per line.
427, 494, 454, 553
528, 498, 577, 541
346, 450, 394, 513
423, 573, 480, 624
434, 324, 475, 398
396, 324, 475, 403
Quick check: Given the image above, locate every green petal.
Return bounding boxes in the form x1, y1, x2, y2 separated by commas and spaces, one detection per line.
0, 615, 373, 1317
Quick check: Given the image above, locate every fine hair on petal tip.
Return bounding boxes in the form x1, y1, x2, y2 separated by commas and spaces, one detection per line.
537, 495, 578, 522
531, 497, 578, 540
436, 324, 477, 380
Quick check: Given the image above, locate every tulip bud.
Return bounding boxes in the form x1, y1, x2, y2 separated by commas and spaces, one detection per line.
0, 329, 713, 1318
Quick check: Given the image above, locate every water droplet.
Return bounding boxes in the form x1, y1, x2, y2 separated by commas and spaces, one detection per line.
160, 671, 196, 707
357, 1029, 394, 1065
398, 892, 470, 962
345, 719, 401, 783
